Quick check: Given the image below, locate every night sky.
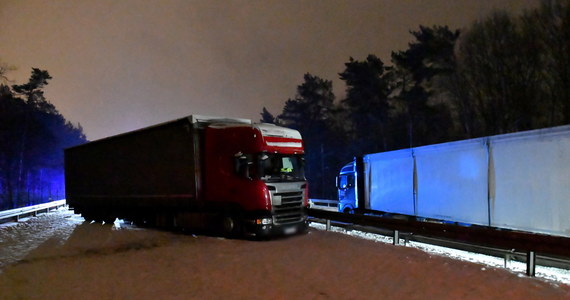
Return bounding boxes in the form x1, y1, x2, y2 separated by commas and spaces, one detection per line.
0, 0, 540, 140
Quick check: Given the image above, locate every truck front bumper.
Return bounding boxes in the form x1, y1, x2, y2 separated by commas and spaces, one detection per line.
244, 219, 309, 237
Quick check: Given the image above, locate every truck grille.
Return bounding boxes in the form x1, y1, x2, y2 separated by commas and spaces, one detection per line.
273, 191, 304, 225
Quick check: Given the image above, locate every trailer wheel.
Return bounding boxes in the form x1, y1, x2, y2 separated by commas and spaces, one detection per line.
89, 210, 107, 224
81, 211, 95, 223
103, 216, 116, 225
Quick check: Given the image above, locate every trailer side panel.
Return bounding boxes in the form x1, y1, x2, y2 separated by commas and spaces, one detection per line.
491, 127, 570, 236
65, 118, 199, 210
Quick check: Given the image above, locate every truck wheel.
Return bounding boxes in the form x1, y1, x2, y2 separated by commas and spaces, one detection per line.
343, 207, 355, 214
221, 215, 242, 238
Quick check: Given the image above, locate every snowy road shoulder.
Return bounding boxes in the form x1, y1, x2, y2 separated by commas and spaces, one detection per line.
0, 207, 83, 269
309, 222, 570, 285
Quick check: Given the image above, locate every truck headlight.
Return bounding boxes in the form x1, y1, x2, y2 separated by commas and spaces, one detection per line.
255, 218, 273, 225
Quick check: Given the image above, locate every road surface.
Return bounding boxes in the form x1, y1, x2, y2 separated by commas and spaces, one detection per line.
1, 209, 569, 299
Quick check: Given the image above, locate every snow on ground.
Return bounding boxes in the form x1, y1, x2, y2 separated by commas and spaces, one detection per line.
1, 208, 570, 299
0, 207, 83, 269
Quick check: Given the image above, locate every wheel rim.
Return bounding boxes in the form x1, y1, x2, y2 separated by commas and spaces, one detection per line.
222, 216, 235, 233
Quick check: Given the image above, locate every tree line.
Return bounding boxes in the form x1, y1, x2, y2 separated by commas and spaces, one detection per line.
0, 67, 86, 210
263, 0, 570, 199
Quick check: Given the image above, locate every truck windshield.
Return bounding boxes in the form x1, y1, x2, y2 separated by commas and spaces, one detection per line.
337, 174, 354, 189
258, 153, 305, 182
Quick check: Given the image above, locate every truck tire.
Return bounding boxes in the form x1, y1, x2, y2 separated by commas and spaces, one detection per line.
221, 214, 242, 238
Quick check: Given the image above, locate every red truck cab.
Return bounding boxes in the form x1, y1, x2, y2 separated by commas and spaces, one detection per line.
204, 122, 308, 236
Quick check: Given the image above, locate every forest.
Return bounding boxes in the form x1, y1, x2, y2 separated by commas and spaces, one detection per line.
264, 0, 570, 199
0, 68, 86, 210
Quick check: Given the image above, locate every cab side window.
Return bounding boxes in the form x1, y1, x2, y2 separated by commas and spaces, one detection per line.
347, 175, 355, 188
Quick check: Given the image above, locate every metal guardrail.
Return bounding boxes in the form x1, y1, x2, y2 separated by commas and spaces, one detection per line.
308, 208, 570, 277
309, 199, 338, 211
0, 199, 67, 223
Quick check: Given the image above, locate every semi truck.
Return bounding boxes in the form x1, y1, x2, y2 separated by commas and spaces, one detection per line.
337, 125, 570, 237
65, 115, 309, 237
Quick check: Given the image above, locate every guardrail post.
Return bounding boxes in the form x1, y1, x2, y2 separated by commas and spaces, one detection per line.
393, 230, 399, 245
504, 249, 514, 268
326, 219, 331, 231
526, 251, 536, 277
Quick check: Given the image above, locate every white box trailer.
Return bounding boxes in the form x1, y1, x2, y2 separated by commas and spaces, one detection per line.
338, 125, 570, 237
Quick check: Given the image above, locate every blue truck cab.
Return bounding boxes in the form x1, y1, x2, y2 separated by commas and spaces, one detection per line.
336, 162, 357, 213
